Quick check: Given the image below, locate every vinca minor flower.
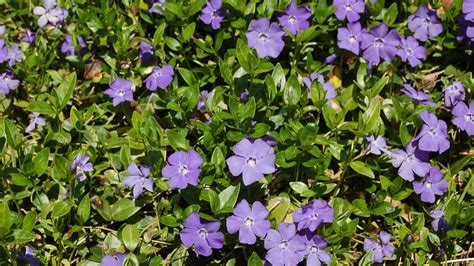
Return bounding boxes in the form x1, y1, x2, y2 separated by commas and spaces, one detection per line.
123, 162, 154, 197
104, 78, 134, 106
25, 112, 46, 133
246, 17, 285, 59
401, 84, 435, 106
226, 199, 271, 244
302, 73, 336, 105
413, 167, 448, 203
337, 22, 362, 55
162, 149, 203, 189
397, 36, 426, 67
430, 209, 449, 232
100, 253, 126, 266
200, 0, 226, 30
149, 0, 165, 15
139, 41, 156, 65
442, 81, 465, 108
276, 0, 311, 35
0, 71, 19, 95
333, 0, 365, 23
180, 212, 224, 257
33, 0, 68, 27
363, 231, 394, 263
415, 110, 450, 154
303, 234, 332, 266
452, 101, 474, 136
408, 5, 443, 42
390, 140, 430, 181
361, 23, 400, 65
61, 34, 87, 56
293, 199, 334, 231
144, 65, 174, 91
264, 223, 306, 266
21, 30, 37, 44
226, 138, 276, 186
71, 155, 93, 181
365, 135, 388, 155
6, 45, 22, 66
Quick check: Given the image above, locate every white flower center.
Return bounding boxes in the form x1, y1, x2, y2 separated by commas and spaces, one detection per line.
247, 158, 256, 167
244, 217, 254, 226
153, 70, 162, 78
344, 4, 353, 11
348, 34, 357, 43
464, 113, 473, 122
422, 18, 431, 28
426, 181, 432, 188
198, 228, 208, 239
117, 89, 125, 97
279, 240, 289, 249
178, 165, 189, 176
76, 165, 82, 170
259, 33, 268, 42
311, 245, 319, 253
428, 127, 437, 136
406, 48, 413, 55
374, 38, 384, 47
212, 10, 219, 18
309, 211, 319, 220
288, 15, 296, 25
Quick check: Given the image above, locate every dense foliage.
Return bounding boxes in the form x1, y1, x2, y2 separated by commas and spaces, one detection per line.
0, 0, 472, 265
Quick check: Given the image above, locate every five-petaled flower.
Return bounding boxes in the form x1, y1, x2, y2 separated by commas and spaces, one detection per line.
365, 135, 388, 155
144, 65, 174, 91
33, 0, 68, 28
264, 222, 306, 266
71, 155, 93, 181
162, 149, 203, 189
123, 162, 154, 197
226, 199, 271, 245
139, 41, 156, 65
180, 212, 224, 257
333, 0, 365, 22
390, 140, 431, 182
401, 84, 436, 107
0, 71, 20, 95
337, 22, 362, 55
246, 17, 285, 59
452, 101, 474, 136
303, 234, 332, 266
61, 34, 87, 56
276, 0, 311, 35
104, 78, 134, 106
413, 167, 448, 203
21, 30, 37, 44
226, 138, 276, 186
397, 36, 426, 67
442, 81, 465, 109
430, 209, 449, 232
293, 199, 334, 232
200, 0, 226, 30
6, 45, 23, 66
363, 231, 395, 263
361, 23, 400, 65
100, 252, 126, 266
408, 5, 443, 42
25, 112, 46, 133
415, 110, 450, 154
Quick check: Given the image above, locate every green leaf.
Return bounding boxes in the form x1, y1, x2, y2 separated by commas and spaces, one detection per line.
349, 161, 375, 179
182, 22, 196, 41
6, 229, 36, 244
447, 229, 467, 238
239, 97, 256, 122
55, 72, 76, 110
4, 119, 22, 148
371, 202, 395, 215
383, 3, 398, 26
122, 224, 140, 251
27, 101, 56, 115
111, 198, 140, 222
268, 197, 290, 224
361, 102, 381, 134
51, 201, 72, 218
289, 182, 308, 194
34, 148, 50, 176
78, 194, 91, 224
247, 252, 263, 266
10, 173, 32, 187
283, 75, 301, 105
0, 200, 12, 233
218, 184, 240, 213
22, 211, 36, 232
178, 67, 197, 86
236, 39, 251, 73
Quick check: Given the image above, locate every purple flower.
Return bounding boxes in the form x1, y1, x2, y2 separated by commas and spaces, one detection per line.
0, 39, 7, 63
0, 25, 4, 36
240, 90, 250, 101
162, 150, 203, 189
463, 0, 474, 21
6, 45, 23, 66
71, 155, 93, 181
33, 0, 68, 27
196, 90, 209, 111
390, 140, 431, 181
0, 71, 20, 95
61, 34, 87, 56
100, 253, 126, 266
408, 5, 443, 42
430, 209, 449, 232
200, 0, 225, 30
276, 0, 311, 35
21, 30, 37, 44
363, 231, 394, 263
333, 0, 365, 22
246, 17, 286, 59
415, 110, 450, 154
180, 212, 224, 257
25, 112, 46, 133
18, 246, 40, 266
264, 223, 306, 266
452, 101, 474, 136
302, 73, 336, 105
104, 78, 134, 106
293, 199, 334, 232
303, 235, 332, 266
324, 54, 337, 65
123, 162, 154, 197
337, 22, 362, 55
457, 15, 474, 46
226, 138, 276, 186
397, 36, 426, 67
401, 84, 436, 107
361, 23, 400, 65
413, 167, 448, 203
442, 81, 465, 108
226, 199, 271, 244
144, 65, 174, 91
149, 0, 165, 15
365, 135, 387, 155
139, 41, 156, 65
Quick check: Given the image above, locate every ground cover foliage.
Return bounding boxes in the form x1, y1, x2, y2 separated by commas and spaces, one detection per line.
0, 0, 473, 265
